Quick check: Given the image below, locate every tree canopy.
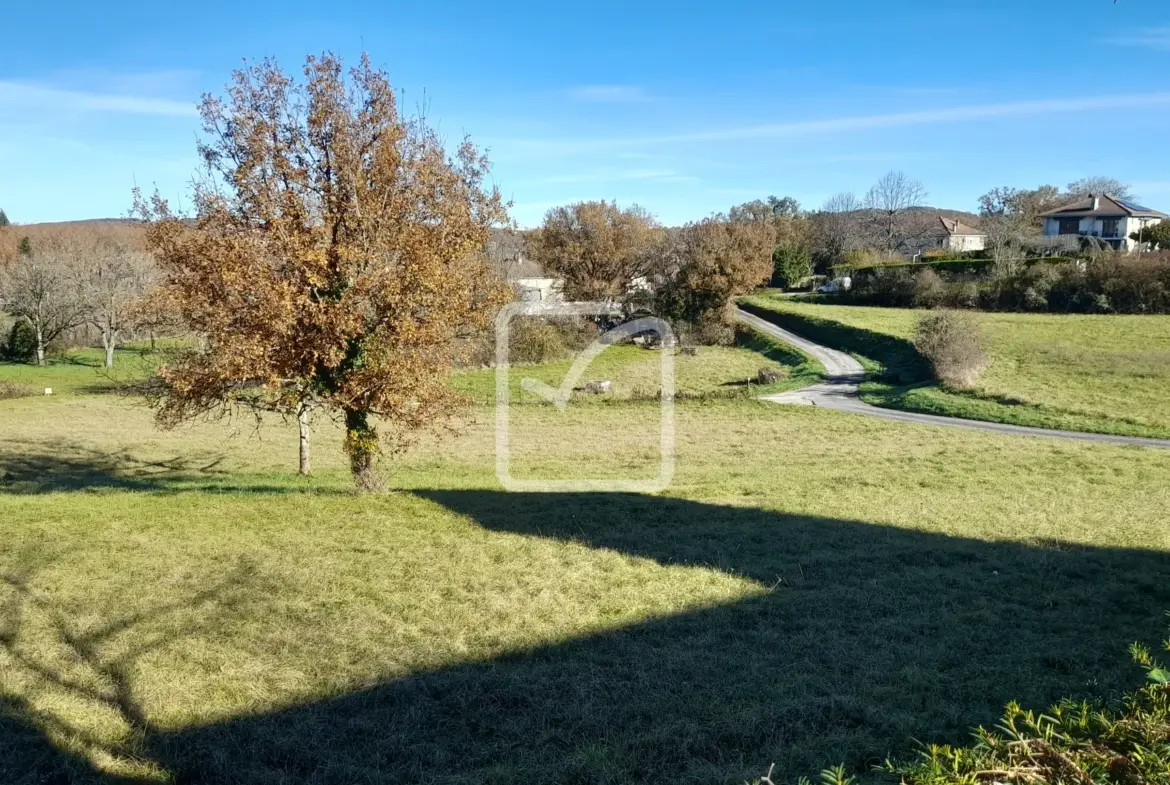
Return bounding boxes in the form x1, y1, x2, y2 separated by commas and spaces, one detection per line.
530, 201, 662, 301
136, 53, 509, 490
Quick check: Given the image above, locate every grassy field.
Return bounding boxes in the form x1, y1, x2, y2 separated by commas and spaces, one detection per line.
740, 295, 1170, 439
0, 346, 159, 397
454, 327, 822, 403
2, 339, 1170, 784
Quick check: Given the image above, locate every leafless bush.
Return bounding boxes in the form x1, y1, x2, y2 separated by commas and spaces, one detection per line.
913, 310, 987, 389
912, 268, 947, 308
0, 380, 37, 400
507, 316, 597, 364
676, 316, 735, 346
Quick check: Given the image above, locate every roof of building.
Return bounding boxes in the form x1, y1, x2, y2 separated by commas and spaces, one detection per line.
933, 216, 984, 236
1039, 194, 1169, 220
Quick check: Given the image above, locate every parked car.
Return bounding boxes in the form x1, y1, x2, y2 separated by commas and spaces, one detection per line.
816, 276, 852, 294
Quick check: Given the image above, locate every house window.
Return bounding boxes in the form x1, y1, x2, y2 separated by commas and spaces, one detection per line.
1102, 219, 1121, 237
1057, 218, 1080, 235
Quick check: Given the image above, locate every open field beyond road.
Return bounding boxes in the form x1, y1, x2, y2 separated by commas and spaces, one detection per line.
2, 383, 1169, 783
740, 295, 1170, 439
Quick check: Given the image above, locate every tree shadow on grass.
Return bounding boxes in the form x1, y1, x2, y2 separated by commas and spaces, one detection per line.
0, 439, 345, 496
2, 491, 1167, 782
0, 552, 272, 784
105, 491, 1170, 784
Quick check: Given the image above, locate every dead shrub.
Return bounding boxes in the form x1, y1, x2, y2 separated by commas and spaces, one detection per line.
507, 316, 597, 365
676, 315, 735, 347
0, 380, 37, 400
913, 310, 987, 389
912, 268, 948, 308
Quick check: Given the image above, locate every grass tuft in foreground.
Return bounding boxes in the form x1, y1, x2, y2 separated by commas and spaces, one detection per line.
885, 621, 1170, 785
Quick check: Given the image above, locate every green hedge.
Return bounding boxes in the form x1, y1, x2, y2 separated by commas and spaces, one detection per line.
851, 256, 1074, 279
737, 298, 931, 383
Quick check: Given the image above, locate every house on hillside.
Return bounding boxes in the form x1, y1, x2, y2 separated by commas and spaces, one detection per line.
1039, 194, 1167, 251
926, 216, 986, 252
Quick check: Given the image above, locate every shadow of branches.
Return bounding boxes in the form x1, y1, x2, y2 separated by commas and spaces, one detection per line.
0, 550, 271, 784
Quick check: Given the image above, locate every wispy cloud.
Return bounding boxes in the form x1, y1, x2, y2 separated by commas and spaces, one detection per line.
1105, 27, 1170, 51
566, 85, 651, 103
0, 80, 197, 117
541, 168, 696, 185
497, 91, 1170, 156
649, 93, 1170, 143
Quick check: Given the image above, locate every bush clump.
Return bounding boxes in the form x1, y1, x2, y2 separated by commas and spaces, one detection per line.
887, 622, 1170, 785
913, 311, 987, 389
508, 316, 596, 364
0, 380, 37, 400
775, 618, 1170, 785
912, 268, 948, 308
5, 319, 37, 362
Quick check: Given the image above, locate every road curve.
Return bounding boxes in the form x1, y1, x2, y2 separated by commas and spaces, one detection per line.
736, 307, 1170, 450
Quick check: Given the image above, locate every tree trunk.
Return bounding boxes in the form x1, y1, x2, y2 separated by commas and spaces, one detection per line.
104, 337, 115, 368
297, 404, 312, 476
35, 326, 45, 367
343, 408, 383, 492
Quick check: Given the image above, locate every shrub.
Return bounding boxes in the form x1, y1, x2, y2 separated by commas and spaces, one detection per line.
677, 315, 735, 347
5, 318, 37, 362
848, 267, 918, 308
755, 366, 787, 384
888, 619, 1170, 785
507, 316, 595, 364
0, 380, 37, 400
913, 310, 987, 389
912, 268, 947, 308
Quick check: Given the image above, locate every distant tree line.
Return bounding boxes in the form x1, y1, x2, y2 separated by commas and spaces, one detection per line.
0, 222, 156, 367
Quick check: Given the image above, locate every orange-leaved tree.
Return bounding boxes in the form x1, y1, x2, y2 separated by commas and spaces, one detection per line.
136, 53, 509, 490
530, 201, 662, 301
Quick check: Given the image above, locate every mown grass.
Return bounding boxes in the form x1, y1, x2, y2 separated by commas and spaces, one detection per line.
454, 325, 822, 404
2, 380, 1170, 783
0, 346, 161, 397
740, 295, 1170, 439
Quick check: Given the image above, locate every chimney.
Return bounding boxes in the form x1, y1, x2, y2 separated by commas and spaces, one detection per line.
952, 219, 959, 233
1091, 194, 1100, 211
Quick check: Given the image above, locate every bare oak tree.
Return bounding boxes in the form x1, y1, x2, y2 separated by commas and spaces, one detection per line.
530, 201, 662, 301
0, 233, 88, 365
810, 192, 863, 269
1066, 176, 1133, 201
863, 171, 928, 256
136, 53, 509, 489
79, 227, 154, 368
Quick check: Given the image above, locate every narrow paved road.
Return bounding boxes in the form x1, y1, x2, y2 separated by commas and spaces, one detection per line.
736, 308, 1170, 449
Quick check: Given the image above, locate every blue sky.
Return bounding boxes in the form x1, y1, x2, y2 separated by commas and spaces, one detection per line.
2, 0, 1168, 227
